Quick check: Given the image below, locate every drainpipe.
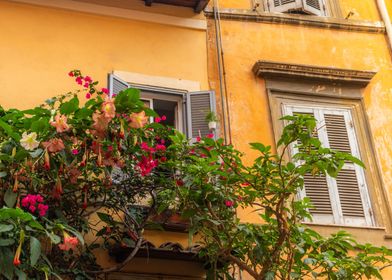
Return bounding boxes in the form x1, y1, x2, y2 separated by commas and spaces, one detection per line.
213, 0, 232, 145
377, 0, 392, 53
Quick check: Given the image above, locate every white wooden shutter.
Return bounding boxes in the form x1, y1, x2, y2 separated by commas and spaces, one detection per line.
323, 111, 373, 226
283, 105, 373, 226
303, 0, 325, 16
267, 0, 302, 13
186, 91, 217, 141
108, 74, 130, 98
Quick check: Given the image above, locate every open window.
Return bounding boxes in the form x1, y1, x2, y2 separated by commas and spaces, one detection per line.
108, 74, 217, 141
265, 0, 327, 16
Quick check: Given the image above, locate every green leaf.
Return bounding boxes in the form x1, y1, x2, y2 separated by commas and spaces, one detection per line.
30, 236, 41, 266
30, 118, 49, 133
0, 224, 13, 233
97, 212, 113, 224
29, 148, 43, 158
14, 269, 27, 280
60, 96, 79, 114
4, 189, 17, 208
0, 239, 15, 246
0, 172, 7, 178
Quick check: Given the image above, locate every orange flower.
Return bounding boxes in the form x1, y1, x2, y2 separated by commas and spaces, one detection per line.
101, 97, 116, 120
129, 111, 148, 129
13, 230, 25, 266
91, 112, 110, 138
50, 114, 70, 133
58, 231, 79, 251
42, 138, 65, 153
44, 149, 50, 170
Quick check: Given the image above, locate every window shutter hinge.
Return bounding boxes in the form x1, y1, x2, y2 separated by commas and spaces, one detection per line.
368, 207, 374, 217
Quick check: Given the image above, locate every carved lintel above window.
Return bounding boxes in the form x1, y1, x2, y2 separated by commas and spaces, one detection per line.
252, 60, 376, 86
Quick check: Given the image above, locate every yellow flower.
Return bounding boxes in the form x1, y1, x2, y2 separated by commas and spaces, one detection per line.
20, 132, 40, 151
129, 111, 148, 129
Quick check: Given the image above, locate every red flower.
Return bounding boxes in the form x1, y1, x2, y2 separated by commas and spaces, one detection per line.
85, 93, 91, 99
101, 88, 109, 94
196, 136, 201, 142
72, 149, 79, 155
155, 144, 166, 151
76, 77, 83, 85
68, 71, 74, 77
137, 155, 158, 176
207, 133, 214, 139
83, 82, 89, 88
225, 200, 234, 207
161, 115, 167, 121
176, 179, 184, 187
155, 117, 161, 123
84, 76, 92, 83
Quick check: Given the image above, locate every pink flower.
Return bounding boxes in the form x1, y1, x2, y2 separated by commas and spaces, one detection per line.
83, 82, 89, 88
207, 133, 214, 139
196, 136, 201, 142
154, 117, 161, 123
85, 93, 91, 99
38, 204, 48, 216
140, 142, 154, 152
72, 149, 79, 155
84, 76, 92, 83
155, 144, 166, 151
76, 77, 83, 85
42, 138, 65, 153
58, 232, 79, 251
161, 115, 167, 121
137, 155, 158, 176
50, 114, 70, 133
29, 205, 36, 213
101, 88, 109, 94
225, 200, 234, 207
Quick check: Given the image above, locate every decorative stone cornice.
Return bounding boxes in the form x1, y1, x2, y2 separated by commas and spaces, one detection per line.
252, 60, 376, 86
205, 8, 385, 34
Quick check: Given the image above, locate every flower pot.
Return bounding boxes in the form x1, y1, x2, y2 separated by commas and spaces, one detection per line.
208, 121, 217, 130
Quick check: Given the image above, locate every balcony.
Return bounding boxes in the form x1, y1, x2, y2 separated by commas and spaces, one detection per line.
143, 0, 210, 13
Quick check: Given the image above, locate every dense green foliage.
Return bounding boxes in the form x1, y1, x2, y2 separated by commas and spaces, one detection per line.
0, 71, 391, 279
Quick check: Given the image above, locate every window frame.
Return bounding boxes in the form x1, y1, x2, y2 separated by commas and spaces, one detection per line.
266, 79, 391, 230
282, 104, 374, 227
258, 0, 342, 18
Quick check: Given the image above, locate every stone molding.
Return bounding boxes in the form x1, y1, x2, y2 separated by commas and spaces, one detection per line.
205, 8, 385, 34
252, 60, 376, 86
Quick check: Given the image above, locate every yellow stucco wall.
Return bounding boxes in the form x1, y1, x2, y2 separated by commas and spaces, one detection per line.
0, 0, 207, 275
207, 0, 392, 278
216, 0, 382, 21
0, 1, 209, 110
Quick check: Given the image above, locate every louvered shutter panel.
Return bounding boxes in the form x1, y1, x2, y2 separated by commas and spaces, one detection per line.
291, 110, 335, 223
186, 91, 216, 141
323, 111, 373, 226
108, 74, 130, 98
303, 0, 325, 16
268, 0, 302, 13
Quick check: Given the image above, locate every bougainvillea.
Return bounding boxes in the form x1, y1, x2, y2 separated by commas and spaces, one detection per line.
0, 71, 392, 280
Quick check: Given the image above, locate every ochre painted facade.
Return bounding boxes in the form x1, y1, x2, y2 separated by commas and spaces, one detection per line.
207, 0, 392, 278
0, 0, 207, 277
3, 0, 392, 278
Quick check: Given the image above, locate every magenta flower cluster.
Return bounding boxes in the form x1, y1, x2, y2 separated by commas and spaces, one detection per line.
21, 194, 48, 217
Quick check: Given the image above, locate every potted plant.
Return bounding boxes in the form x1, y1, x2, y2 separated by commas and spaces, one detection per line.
205, 111, 218, 130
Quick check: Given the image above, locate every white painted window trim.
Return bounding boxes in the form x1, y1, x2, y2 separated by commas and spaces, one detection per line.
283, 103, 374, 227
